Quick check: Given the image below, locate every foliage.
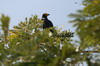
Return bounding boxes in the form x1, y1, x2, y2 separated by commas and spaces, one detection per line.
0, 14, 10, 41
69, 0, 100, 66
0, 14, 75, 66
1, 0, 100, 65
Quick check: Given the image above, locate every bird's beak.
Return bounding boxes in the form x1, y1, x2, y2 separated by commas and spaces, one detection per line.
44, 13, 50, 16
47, 14, 50, 16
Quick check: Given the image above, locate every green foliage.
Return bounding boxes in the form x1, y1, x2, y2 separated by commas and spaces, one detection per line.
1, 0, 100, 65
0, 14, 75, 66
0, 14, 10, 41
69, 0, 100, 48
69, 0, 100, 66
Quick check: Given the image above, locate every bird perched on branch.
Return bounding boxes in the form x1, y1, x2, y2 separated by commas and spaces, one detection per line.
42, 13, 54, 33
41, 13, 74, 37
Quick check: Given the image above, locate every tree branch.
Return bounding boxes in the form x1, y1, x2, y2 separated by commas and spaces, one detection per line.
78, 51, 100, 53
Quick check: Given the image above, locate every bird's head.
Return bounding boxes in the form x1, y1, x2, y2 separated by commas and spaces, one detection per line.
42, 13, 50, 18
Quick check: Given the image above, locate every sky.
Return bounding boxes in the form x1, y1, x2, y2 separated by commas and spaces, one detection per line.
0, 0, 83, 30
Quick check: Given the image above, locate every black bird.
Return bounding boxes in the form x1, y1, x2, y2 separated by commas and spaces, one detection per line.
42, 13, 53, 29
42, 13, 54, 33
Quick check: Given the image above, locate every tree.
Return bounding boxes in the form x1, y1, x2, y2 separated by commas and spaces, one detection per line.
1, 0, 100, 65
0, 14, 75, 66
69, 0, 100, 66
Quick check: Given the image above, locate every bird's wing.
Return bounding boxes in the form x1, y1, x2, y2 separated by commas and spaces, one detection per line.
47, 20, 53, 27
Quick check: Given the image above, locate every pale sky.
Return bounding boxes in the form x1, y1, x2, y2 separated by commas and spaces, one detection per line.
0, 0, 83, 30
